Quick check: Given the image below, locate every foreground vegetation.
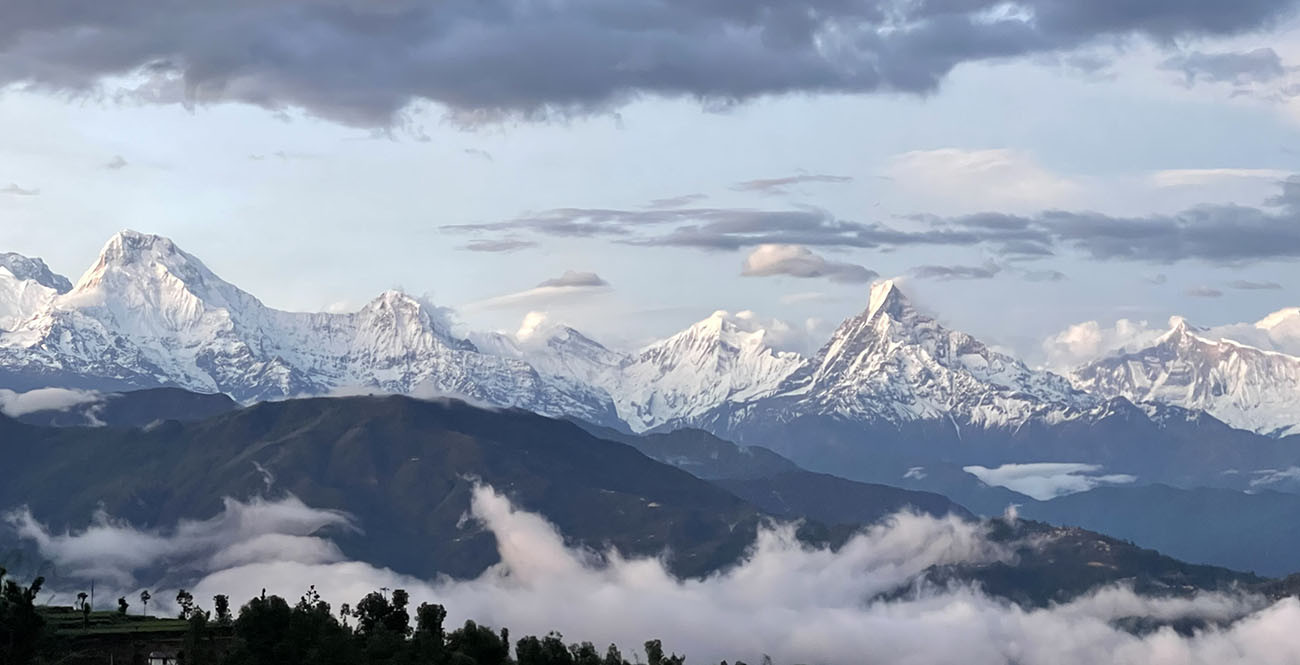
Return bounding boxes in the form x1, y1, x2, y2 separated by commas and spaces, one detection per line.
1, 568, 722, 665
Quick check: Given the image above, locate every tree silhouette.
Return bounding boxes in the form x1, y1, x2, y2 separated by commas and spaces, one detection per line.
117, 596, 129, 616
139, 589, 151, 617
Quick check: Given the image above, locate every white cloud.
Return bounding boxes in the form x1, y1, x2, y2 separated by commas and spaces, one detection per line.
1151, 169, 1291, 188
741, 244, 877, 283
1044, 308, 1300, 369
1041, 319, 1169, 370
963, 463, 1137, 500
0, 387, 101, 418
885, 148, 1082, 212
4, 495, 353, 586
12, 484, 1297, 665
468, 271, 612, 311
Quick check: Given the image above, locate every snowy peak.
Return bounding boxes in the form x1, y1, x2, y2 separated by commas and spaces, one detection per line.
0, 232, 619, 424
1073, 316, 1300, 437
0, 253, 71, 293
612, 311, 803, 431
865, 279, 909, 322
773, 281, 1093, 426
0, 252, 71, 331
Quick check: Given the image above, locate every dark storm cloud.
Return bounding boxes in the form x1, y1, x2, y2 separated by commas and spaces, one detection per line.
731, 174, 853, 195
1162, 48, 1289, 85
461, 238, 538, 253
446, 177, 1300, 264
1, 0, 1296, 126
911, 262, 1003, 281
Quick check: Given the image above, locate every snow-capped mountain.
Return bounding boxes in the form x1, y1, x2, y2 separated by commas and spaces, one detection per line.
1072, 317, 1300, 437
614, 311, 804, 431
744, 280, 1098, 428
0, 253, 72, 331
471, 310, 803, 431
0, 231, 619, 424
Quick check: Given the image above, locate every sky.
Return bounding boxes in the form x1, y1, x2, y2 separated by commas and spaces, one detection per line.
1, 1, 1299, 363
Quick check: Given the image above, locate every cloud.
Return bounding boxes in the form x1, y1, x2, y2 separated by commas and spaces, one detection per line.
469, 271, 611, 310
443, 206, 991, 251
911, 262, 1002, 281
1, 183, 38, 196
6, 1, 1291, 126
1228, 280, 1283, 290
1162, 48, 1289, 86
1186, 286, 1225, 298
1023, 269, 1067, 282
1045, 308, 1300, 369
12, 484, 1298, 665
645, 194, 709, 210
886, 149, 1081, 211
1042, 319, 1169, 370
741, 244, 876, 283
461, 238, 538, 253
4, 495, 353, 586
963, 463, 1137, 500
448, 177, 1300, 263
104, 155, 128, 170
1151, 168, 1291, 188
463, 148, 494, 161
0, 387, 101, 418
1144, 273, 1169, 285
730, 174, 853, 196
536, 271, 609, 289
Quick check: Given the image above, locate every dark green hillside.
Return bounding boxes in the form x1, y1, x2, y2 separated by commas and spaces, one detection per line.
0, 395, 762, 579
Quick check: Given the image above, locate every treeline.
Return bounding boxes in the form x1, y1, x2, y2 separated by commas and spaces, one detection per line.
4, 569, 775, 665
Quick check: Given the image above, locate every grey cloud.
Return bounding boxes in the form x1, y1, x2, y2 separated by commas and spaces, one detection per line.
537, 270, 609, 288
451, 177, 1300, 265
911, 262, 1002, 281
1023, 269, 1068, 282
731, 174, 853, 195
1144, 273, 1169, 285
104, 155, 128, 170
464, 148, 494, 161
1228, 279, 1283, 290
462, 238, 538, 253
1, 0, 1295, 126
1, 183, 39, 196
645, 194, 709, 210
741, 244, 877, 283
1186, 286, 1224, 298
1163, 48, 1288, 85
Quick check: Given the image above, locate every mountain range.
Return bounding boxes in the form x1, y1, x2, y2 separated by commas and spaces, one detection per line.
3, 230, 1300, 491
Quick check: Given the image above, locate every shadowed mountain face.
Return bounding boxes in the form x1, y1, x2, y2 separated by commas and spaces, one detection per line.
13, 387, 239, 428
0, 395, 763, 579
0, 391, 1277, 607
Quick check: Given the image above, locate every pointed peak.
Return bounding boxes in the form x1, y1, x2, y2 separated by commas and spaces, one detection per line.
1157, 316, 1204, 344
865, 279, 909, 320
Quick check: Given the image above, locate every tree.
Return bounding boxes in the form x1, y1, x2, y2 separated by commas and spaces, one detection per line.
603, 644, 628, 665
213, 594, 231, 625
177, 589, 196, 620
140, 590, 152, 617
118, 597, 129, 616
0, 568, 47, 665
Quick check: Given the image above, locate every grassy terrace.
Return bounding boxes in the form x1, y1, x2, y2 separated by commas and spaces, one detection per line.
39, 606, 191, 637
